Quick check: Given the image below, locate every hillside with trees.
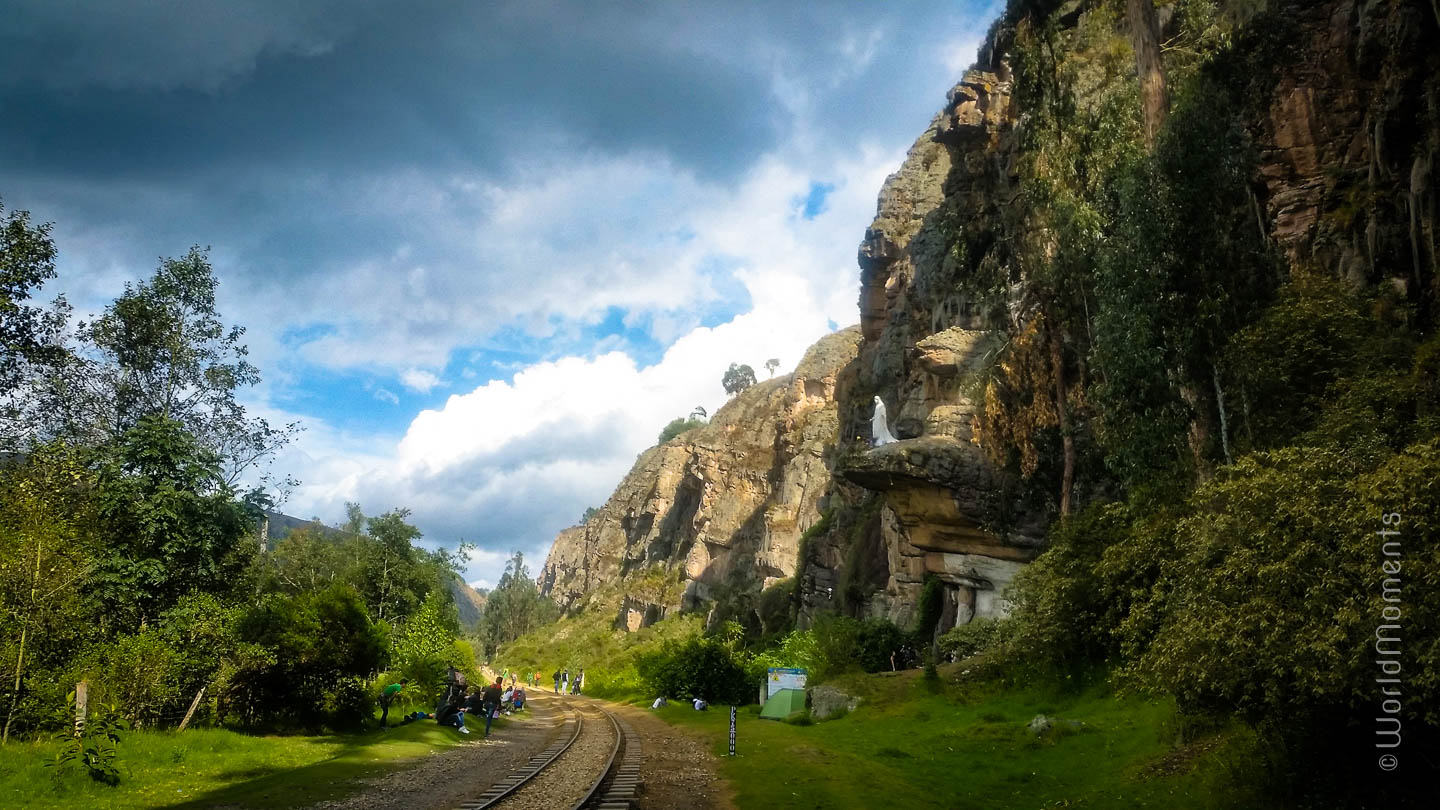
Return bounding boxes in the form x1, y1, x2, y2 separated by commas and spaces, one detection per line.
0, 219, 478, 759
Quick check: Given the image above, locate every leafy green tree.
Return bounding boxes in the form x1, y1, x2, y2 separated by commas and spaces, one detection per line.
46, 247, 298, 487
1091, 75, 1278, 487
1225, 271, 1404, 452
354, 508, 432, 621
155, 592, 249, 717
255, 526, 356, 596
0, 443, 96, 741
390, 590, 473, 701
764, 358, 779, 378
89, 415, 253, 630
391, 591, 460, 672
341, 501, 365, 534
721, 363, 756, 396
477, 552, 557, 657
0, 202, 69, 448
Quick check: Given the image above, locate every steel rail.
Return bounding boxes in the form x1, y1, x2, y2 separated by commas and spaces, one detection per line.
455, 702, 584, 810
573, 701, 643, 810
566, 704, 622, 810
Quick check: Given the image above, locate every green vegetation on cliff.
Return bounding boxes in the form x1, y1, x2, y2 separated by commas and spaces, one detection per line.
925, 0, 1440, 804
517, 2, 1438, 807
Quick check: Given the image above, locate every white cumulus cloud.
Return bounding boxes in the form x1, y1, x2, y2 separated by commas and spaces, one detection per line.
274, 140, 903, 586
400, 369, 443, 393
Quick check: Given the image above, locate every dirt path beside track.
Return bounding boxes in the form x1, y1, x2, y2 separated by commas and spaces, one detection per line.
307, 697, 562, 810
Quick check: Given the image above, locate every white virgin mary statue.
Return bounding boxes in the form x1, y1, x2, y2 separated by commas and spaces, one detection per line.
872, 396, 898, 446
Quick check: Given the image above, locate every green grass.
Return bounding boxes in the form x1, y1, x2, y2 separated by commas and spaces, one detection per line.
636, 666, 1249, 810
0, 711, 514, 809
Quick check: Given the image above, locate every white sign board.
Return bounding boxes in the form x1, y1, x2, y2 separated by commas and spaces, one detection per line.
767, 667, 807, 691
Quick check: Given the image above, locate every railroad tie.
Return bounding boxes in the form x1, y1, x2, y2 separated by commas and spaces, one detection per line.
592, 714, 644, 808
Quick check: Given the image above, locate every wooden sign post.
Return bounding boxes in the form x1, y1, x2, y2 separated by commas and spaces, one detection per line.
74, 681, 88, 737
178, 686, 207, 732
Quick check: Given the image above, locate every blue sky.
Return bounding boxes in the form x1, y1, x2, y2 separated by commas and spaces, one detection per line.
1, 0, 1001, 588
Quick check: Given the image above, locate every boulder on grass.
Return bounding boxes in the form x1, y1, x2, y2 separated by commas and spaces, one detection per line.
810, 685, 860, 721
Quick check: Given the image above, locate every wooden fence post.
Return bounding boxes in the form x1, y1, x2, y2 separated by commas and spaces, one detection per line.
74, 681, 88, 737
178, 686, 207, 732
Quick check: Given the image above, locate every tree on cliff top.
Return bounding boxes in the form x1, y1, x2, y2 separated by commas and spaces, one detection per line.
722, 363, 756, 395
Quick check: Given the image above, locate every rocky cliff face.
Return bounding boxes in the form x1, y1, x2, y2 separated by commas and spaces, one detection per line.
538, 0, 1437, 638
801, 0, 1438, 636
539, 329, 861, 627
448, 576, 488, 630
807, 60, 1035, 633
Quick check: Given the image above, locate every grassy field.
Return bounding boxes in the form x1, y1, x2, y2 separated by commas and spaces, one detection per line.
635, 666, 1255, 810
0, 711, 507, 809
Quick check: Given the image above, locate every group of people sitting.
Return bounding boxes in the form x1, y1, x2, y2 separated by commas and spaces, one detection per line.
439, 679, 528, 736
649, 696, 707, 710
379, 668, 527, 738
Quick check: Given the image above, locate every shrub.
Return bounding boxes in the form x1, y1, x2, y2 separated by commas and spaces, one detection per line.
1224, 271, 1401, 453
853, 618, 907, 673
752, 629, 821, 675
809, 613, 860, 680
939, 618, 1013, 661
803, 614, 908, 677
636, 636, 751, 705
325, 677, 374, 731
1003, 501, 1142, 672
46, 700, 128, 787
225, 584, 387, 727
1122, 441, 1440, 725
658, 417, 706, 444
85, 630, 182, 727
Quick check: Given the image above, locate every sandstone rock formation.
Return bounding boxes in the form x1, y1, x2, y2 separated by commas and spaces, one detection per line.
800, 55, 1032, 635
538, 0, 1438, 642
538, 328, 862, 626
803, 0, 1438, 638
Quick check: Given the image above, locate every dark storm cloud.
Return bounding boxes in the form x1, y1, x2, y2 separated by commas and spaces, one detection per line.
1, 0, 1001, 566
0, 0, 985, 332
2, 0, 976, 188
3, 0, 836, 180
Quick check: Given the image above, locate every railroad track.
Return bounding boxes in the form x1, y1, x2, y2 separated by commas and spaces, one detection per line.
454, 697, 642, 810
572, 707, 642, 810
